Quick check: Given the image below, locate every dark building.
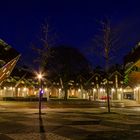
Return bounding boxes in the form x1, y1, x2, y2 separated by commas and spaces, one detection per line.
0, 39, 19, 66
124, 42, 140, 102
0, 39, 20, 85
124, 42, 140, 68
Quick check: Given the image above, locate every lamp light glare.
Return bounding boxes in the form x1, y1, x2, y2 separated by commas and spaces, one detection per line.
38, 73, 42, 79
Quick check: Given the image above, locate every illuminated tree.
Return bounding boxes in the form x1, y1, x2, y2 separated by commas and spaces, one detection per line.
91, 19, 121, 113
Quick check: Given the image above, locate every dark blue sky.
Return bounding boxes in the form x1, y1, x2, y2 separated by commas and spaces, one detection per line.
1, 0, 140, 68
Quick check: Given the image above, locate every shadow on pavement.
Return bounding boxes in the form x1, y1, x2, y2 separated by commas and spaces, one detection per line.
39, 114, 46, 140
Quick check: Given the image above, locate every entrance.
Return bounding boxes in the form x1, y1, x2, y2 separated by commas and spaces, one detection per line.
123, 92, 134, 100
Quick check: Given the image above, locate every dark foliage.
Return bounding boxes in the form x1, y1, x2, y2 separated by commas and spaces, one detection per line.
45, 45, 91, 81
43, 45, 91, 100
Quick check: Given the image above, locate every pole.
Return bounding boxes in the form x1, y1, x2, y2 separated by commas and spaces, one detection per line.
39, 79, 42, 115
105, 47, 111, 113
106, 81, 110, 113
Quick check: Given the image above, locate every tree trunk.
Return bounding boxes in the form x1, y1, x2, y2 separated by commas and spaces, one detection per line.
64, 87, 68, 100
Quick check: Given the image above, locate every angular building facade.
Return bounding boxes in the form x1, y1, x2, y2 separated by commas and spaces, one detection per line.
0, 39, 20, 95
124, 42, 140, 103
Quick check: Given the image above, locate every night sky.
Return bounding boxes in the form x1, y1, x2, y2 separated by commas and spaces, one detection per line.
1, 0, 140, 68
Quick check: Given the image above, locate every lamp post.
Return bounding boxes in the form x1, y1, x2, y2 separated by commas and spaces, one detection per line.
37, 73, 43, 115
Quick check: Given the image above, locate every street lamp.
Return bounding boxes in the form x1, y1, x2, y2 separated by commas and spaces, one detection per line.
37, 72, 43, 115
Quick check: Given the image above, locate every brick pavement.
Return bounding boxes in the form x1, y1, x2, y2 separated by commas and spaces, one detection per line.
0, 108, 140, 140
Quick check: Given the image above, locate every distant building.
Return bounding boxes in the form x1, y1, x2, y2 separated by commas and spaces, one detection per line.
1, 40, 140, 103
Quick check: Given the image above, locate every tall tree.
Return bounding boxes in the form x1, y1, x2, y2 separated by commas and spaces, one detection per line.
46, 45, 91, 100
91, 19, 121, 113
32, 23, 91, 100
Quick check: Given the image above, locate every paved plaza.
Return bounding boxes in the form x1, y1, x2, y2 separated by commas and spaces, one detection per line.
0, 101, 140, 140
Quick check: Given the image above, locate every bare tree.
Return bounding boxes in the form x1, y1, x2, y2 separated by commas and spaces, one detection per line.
91, 19, 121, 113
32, 23, 57, 71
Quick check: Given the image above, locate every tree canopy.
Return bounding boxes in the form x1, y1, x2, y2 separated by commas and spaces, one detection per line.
45, 45, 91, 82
